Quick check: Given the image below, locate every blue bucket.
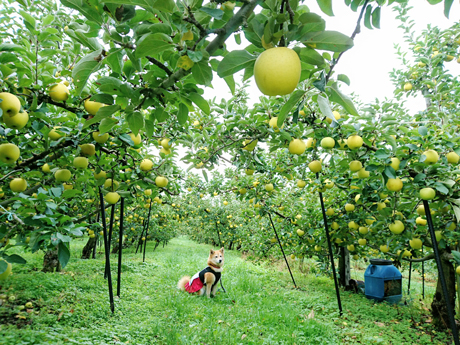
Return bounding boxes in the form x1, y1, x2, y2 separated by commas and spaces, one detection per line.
364, 259, 402, 304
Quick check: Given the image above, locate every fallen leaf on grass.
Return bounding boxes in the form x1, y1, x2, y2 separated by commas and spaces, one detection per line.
425, 319, 432, 323
307, 309, 315, 319
374, 322, 385, 327
57, 312, 64, 321
218, 320, 224, 324
241, 334, 247, 340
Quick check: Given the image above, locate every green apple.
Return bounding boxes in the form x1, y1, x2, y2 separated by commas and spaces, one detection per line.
358, 238, 367, 246
54, 169, 71, 182
331, 221, 339, 230
447, 152, 459, 164
245, 168, 254, 175
386, 178, 403, 192
308, 160, 322, 173
357, 167, 369, 178
80, 144, 96, 156
0, 260, 12, 280
416, 217, 427, 226
345, 203, 355, 212
155, 176, 168, 188
390, 157, 400, 170
320, 137, 335, 149
349, 160, 362, 172
326, 208, 334, 216
359, 226, 369, 235
0, 143, 20, 164
325, 179, 334, 189
409, 238, 423, 250
269, 117, 283, 132
389, 220, 405, 234
296, 229, 305, 236
161, 138, 172, 149
144, 189, 152, 196
129, 133, 142, 146
380, 245, 389, 253
42, 163, 51, 173
49, 83, 69, 102
243, 139, 258, 151
63, 183, 73, 190
365, 216, 376, 225
422, 149, 439, 164
404, 82, 413, 91
265, 183, 274, 192
347, 135, 363, 150
140, 159, 153, 171
348, 221, 359, 229
347, 244, 355, 252
239, 188, 247, 195
94, 170, 106, 179
73, 157, 88, 169
48, 127, 64, 141
84, 99, 105, 115
306, 138, 316, 148
297, 180, 306, 188
92, 131, 109, 144
420, 187, 435, 200
105, 192, 120, 204
0, 92, 21, 117
288, 139, 306, 155
10, 178, 27, 192
3, 110, 28, 129
104, 178, 119, 190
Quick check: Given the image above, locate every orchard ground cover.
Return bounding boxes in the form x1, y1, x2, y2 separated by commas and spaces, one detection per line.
0, 236, 452, 345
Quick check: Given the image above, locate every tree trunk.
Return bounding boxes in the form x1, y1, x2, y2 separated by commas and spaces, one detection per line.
42, 249, 61, 273
111, 243, 119, 254
338, 246, 351, 290
81, 237, 97, 259
431, 250, 456, 328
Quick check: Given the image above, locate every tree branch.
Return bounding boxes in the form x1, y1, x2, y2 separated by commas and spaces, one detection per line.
146, 56, 172, 76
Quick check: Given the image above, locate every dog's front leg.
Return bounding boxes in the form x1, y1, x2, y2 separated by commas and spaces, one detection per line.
204, 273, 215, 298
211, 283, 219, 297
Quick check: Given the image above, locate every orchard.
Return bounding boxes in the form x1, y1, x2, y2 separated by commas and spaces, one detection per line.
1, 0, 460, 344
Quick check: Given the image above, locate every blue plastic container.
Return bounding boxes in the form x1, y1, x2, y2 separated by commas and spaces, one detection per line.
364, 259, 402, 304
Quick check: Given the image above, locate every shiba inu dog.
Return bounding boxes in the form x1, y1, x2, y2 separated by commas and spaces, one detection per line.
177, 248, 224, 298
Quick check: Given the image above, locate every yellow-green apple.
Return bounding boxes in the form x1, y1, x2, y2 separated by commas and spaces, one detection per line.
10, 178, 27, 192
54, 169, 71, 181
386, 178, 403, 192
92, 131, 109, 144
3, 110, 28, 129
155, 176, 168, 188
84, 99, 105, 115
0, 92, 21, 117
349, 160, 362, 172
140, 159, 153, 171
422, 149, 439, 164
308, 160, 322, 173
288, 138, 306, 154
105, 192, 120, 204
347, 135, 363, 150
73, 157, 88, 169
80, 144, 96, 156
48, 83, 69, 102
0, 143, 20, 164
320, 137, 335, 149
420, 187, 435, 200
389, 220, 405, 234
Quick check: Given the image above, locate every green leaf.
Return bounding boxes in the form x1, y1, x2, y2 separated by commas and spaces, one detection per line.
72, 49, 103, 95
60, 0, 102, 24
372, 7, 381, 29
277, 90, 305, 127
313, 71, 326, 92
62, 189, 82, 198
135, 33, 174, 58
90, 94, 114, 104
444, 0, 454, 18
384, 166, 396, 179
453, 206, 460, 224
434, 182, 449, 195
126, 111, 145, 135
317, 95, 335, 124
414, 173, 426, 183
145, 117, 155, 138
58, 242, 70, 269
327, 83, 358, 116
177, 103, 189, 125
303, 31, 354, 52
0, 260, 7, 275
83, 105, 120, 129
95, 77, 133, 97
0, 43, 26, 52
154, 107, 169, 122
224, 75, 235, 95
187, 93, 210, 115
4, 254, 27, 264
99, 118, 118, 134
217, 50, 256, 78
337, 74, 350, 86
199, 7, 224, 20
316, 0, 334, 16
202, 169, 208, 182
20, 10, 36, 30
452, 250, 460, 264
364, 5, 373, 30
418, 126, 428, 136
97, 0, 175, 12
192, 60, 213, 85
295, 47, 325, 66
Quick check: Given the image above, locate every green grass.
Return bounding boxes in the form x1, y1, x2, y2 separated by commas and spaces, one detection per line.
0, 237, 454, 345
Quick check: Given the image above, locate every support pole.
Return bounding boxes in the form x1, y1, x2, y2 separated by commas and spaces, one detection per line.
98, 188, 114, 314
143, 199, 153, 263
408, 261, 412, 295
422, 247, 425, 299
317, 173, 343, 316
268, 212, 297, 288
117, 197, 124, 298
105, 204, 116, 279
423, 200, 459, 344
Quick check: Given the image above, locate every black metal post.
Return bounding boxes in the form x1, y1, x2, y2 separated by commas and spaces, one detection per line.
117, 197, 124, 298
143, 199, 153, 262
93, 208, 100, 259
408, 261, 412, 295
268, 212, 297, 288
98, 188, 114, 314
317, 173, 343, 316
105, 204, 116, 279
423, 200, 459, 344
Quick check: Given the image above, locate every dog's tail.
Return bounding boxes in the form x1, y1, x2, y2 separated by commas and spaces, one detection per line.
177, 276, 191, 291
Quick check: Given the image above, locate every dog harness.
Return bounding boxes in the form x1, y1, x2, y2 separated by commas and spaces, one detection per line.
185, 267, 222, 293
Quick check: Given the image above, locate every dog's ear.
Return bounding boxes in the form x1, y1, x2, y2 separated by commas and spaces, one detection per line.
220, 247, 224, 253
210, 249, 215, 255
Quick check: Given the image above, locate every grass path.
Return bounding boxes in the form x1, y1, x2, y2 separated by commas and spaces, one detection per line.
0, 237, 452, 345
